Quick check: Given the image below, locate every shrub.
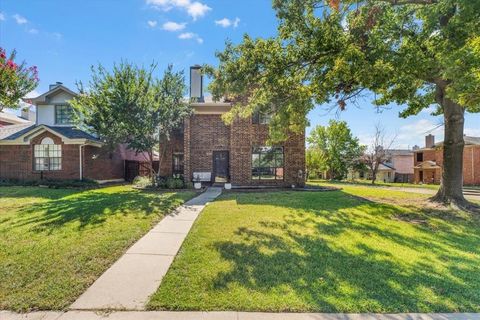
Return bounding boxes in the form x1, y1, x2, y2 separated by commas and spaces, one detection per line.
165, 177, 184, 189
133, 176, 154, 188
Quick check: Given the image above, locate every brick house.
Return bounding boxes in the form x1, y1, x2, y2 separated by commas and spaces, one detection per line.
413, 134, 480, 185
0, 83, 128, 182
160, 66, 306, 187
0, 67, 306, 187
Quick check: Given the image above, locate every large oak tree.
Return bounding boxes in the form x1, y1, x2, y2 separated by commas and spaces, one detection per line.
207, 0, 480, 209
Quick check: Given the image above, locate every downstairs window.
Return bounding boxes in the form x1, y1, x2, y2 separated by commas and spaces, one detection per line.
251, 146, 284, 180
34, 137, 62, 171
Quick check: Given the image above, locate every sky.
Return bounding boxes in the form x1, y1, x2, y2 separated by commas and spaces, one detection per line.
1, 0, 479, 149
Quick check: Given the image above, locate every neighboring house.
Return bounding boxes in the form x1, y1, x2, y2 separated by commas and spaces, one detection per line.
413, 134, 480, 185
0, 110, 33, 127
159, 66, 306, 187
0, 83, 126, 182
363, 162, 396, 183
348, 149, 414, 183
0, 67, 306, 187
384, 149, 414, 183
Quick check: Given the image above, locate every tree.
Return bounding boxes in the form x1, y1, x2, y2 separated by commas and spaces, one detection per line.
71, 62, 192, 177
306, 147, 325, 179
307, 120, 365, 180
0, 47, 39, 111
207, 0, 480, 209
363, 124, 396, 185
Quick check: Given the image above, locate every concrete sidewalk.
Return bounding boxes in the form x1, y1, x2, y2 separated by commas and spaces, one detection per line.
70, 187, 222, 311
2, 311, 480, 320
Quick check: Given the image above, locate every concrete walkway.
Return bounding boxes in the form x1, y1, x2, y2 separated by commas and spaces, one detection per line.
70, 187, 222, 311
2, 311, 480, 320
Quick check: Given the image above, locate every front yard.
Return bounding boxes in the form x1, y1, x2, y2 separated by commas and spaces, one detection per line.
0, 185, 194, 311
149, 186, 480, 312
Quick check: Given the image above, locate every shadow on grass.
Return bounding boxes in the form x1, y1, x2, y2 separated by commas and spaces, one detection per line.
10, 189, 184, 233
211, 191, 480, 312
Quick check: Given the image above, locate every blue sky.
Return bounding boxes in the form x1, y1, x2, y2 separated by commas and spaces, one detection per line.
1, 0, 478, 148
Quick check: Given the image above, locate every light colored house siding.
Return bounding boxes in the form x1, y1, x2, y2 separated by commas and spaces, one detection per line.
36, 91, 74, 126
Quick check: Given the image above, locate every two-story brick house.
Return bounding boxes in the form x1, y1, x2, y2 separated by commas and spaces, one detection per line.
0, 83, 129, 182
155, 66, 306, 187
413, 134, 480, 185
0, 66, 306, 187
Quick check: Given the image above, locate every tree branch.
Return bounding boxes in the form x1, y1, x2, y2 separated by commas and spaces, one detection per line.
379, 0, 437, 5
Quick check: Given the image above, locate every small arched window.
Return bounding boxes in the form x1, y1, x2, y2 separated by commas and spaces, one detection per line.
34, 137, 62, 171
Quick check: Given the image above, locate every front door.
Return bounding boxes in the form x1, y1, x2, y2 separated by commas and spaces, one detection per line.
213, 151, 229, 183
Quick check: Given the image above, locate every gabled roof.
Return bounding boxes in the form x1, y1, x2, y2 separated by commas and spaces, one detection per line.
0, 124, 102, 146
385, 149, 414, 156
0, 123, 34, 139
378, 162, 395, 171
0, 111, 32, 125
414, 160, 441, 169
24, 85, 77, 105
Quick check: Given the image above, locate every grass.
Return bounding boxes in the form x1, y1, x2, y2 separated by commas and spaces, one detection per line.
149, 186, 480, 312
309, 179, 440, 190
0, 185, 194, 311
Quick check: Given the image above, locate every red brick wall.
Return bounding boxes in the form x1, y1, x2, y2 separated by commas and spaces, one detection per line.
158, 132, 184, 176
83, 145, 124, 180
0, 131, 124, 181
183, 114, 305, 187
413, 145, 480, 185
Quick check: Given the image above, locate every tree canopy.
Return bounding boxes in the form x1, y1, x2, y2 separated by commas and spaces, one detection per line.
71, 62, 191, 175
208, 0, 480, 207
307, 120, 365, 180
0, 47, 39, 111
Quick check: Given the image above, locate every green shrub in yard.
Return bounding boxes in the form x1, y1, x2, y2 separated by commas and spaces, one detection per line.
133, 176, 154, 188
165, 177, 184, 189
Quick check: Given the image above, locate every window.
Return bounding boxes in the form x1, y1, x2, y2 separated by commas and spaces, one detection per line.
252, 110, 272, 124
34, 137, 62, 171
416, 152, 423, 162
251, 146, 284, 180
172, 153, 184, 175
55, 105, 74, 125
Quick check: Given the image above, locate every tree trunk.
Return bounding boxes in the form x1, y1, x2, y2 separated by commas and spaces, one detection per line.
431, 84, 468, 208
370, 167, 376, 184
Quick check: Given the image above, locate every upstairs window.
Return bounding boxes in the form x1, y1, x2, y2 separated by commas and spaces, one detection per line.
251, 146, 284, 180
252, 110, 272, 124
34, 137, 62, 171
416, 152, 423, 162
55, 104, 74, 125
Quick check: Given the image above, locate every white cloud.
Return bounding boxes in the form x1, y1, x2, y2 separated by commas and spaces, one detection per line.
396, 119, 444, 149
25, 90, 40, 98
465, 128, 480, 137
162, 21, 186, 31
51, 32, 62, 40
147, 20, 158, 27
146, 0, 211, 20
178, 32, 203, 43
215, 17, 240, 28
28, 28, 39, 34
0, 12, 5, 21
13, 14, 27, 25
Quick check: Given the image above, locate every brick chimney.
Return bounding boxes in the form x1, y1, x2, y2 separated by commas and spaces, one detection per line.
425, 134, 435, 148
189, 65, 203, 102
49, 81, 63, 90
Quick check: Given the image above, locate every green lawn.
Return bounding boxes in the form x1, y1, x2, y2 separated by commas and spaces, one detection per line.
309, 179, 440, 190
0, 185, 194, 311
149, 186, 480, 312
